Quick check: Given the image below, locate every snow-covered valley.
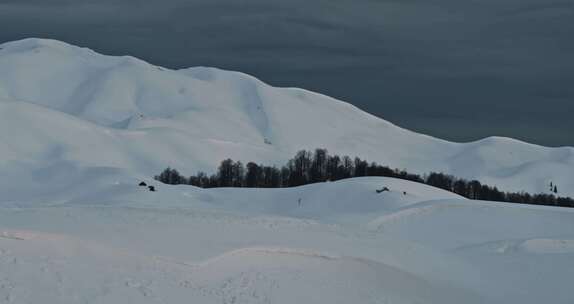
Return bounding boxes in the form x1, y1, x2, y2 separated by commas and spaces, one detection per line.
0, 38, 573, 303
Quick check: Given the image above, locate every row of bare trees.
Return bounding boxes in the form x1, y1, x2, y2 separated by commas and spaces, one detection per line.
155, 149, 574, 208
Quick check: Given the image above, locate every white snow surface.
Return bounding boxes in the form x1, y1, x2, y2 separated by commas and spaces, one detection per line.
0, 38, 573, 196
1, 38, 574, 303
0, 175, 573, 303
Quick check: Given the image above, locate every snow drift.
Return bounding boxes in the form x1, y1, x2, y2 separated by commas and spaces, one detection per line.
1, 176, 573, 303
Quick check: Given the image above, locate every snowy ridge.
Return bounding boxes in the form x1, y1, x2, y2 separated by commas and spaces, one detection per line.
0, 38, 573, 197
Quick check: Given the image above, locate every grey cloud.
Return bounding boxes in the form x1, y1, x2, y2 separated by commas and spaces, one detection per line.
0, 0, 572, 146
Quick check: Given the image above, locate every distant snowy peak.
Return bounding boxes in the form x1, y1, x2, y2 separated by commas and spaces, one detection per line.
0, 38, 424, 150
0, 38, 388, 129
0, 38, 573, 197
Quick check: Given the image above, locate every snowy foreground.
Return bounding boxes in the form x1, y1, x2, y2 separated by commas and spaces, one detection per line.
1, 175, 574, 304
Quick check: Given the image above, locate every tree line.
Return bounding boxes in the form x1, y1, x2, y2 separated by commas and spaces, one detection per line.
154, 148, 574, 208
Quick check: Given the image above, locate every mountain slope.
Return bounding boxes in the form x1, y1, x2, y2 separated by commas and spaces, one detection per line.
0, 38, 572, 196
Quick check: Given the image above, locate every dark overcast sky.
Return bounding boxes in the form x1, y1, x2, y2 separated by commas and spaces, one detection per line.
1, 0, 573, 146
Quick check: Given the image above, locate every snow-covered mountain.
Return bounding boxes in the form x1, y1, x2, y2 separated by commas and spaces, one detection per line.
1, 38, 574, 304
0, 38, 573, 197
